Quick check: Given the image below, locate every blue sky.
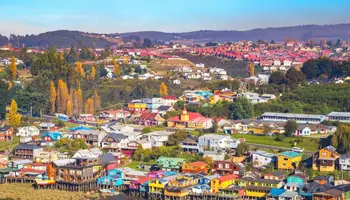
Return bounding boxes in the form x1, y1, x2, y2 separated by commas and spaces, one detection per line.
1, 0, 350, 36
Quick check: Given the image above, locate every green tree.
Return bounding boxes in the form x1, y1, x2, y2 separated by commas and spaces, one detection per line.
166, 131, 187, 146
66, 45, 77, 63
236, 143, 249, 156
99, 66, 108, 77
301, 59, 318, 79
80, 46, 91, 60
331, 124, 350, 154
174, 101, 185, 110
269, 71, 286, 85
284, 120, 298, 137
228, 97, 253, 120
142, 38, 152, 48
142, 127, 152, 133
0, 80, 9, 119
286, 67, 305, 88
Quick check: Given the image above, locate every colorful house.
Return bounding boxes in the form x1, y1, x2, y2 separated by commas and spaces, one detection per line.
148, 174, 178, 194
277, 151, 302, 170
242, 178, 284, 199
211, 160, 244, 176
181, 161, 209, 174
156, 157, 185, 172
210, 174, 239, 193
164, 174, 203, 197
97, 169, 123, 187
312, 146, 340, 172
127, 100, 147, 113
218, 185, 245, 198
129, 177, 154, 192
40, 132, 63, 147
137, 112, 164, 126
286, 172, 309, 186
0, 126, 13, 141
167, 107, 213, 129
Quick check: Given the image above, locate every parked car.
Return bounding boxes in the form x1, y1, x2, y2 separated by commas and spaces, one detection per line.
292, 147, 304, 153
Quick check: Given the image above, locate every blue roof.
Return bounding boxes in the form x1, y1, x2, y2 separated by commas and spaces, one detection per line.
279, 151, 302, 158
68, 126, 93, 131
41, 131, 62, 141
269, 188, 286, 196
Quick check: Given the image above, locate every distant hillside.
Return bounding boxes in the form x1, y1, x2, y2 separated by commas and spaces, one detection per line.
120, 24, 350, 43
1, 23, 350, 48
8, 30, 116, 48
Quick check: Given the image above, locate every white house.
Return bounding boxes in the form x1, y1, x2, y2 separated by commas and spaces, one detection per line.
196, 63, 205, 68
270, 66, 277, 71
283, 59, 292, 67
173, 79, 181, 85
274, 60, 281, 66
220, 75, 228, 80
122, 75, 134, 80
72, 148, 102, 159
187, 73, 201, 79
197, 134, 240, 153
17, 126, 40, 137
252, 150, 276, 168
339, 155, 350, 171
142, 131, 174, 147
181, 66, 193, 73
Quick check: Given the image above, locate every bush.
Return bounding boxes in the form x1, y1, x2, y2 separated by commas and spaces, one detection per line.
275, 135, 286, 141
142, 127, 152, 133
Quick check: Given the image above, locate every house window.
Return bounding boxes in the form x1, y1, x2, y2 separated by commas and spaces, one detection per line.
225, 164, 230, 169
321, 152, 326, 156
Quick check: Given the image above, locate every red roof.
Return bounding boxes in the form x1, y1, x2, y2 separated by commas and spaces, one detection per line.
188, 161, 208, 167
217, 174, 239, 182
30, 163, 49, 167
163, 96, 177, 100
168, 112, 207, 122
20, 168, 46, 174
135, 177, 154, 184
139, 112, 159, 120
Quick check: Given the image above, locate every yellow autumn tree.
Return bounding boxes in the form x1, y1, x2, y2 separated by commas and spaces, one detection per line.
75, 61, 85, 77
72, 89, 78, 114
84, 98, 94, 114
49, 81, 57, 114
6, 99, 21, 128
8, 82, 12, 91
9, 56, 17, 80
66, 100, 73, 116
76, 88, 83, 114
92, 89, 101, 111
249, 63, 255, 77
159, 82, 168, 97
91, 65, 96, 81
114, 62, 121, 77
56, 79, 69, 113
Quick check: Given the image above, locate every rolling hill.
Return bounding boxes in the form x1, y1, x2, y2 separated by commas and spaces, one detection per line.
1, 23, 349, 48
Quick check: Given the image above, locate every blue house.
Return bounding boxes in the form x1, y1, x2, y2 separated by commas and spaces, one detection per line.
97, 169, 123, 187
40, 132, 63, 146
68, 126, 93, 132
286, 173, 309, 185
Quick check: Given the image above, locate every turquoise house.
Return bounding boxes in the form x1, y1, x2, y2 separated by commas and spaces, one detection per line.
286, 173, 309, 185
41, 131, 63, 147
97, 169, 123, 187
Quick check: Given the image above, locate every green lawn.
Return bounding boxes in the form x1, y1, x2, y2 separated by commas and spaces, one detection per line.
231, 134, 320, 152
0, 136, 19, 151
125, 161, 140, 170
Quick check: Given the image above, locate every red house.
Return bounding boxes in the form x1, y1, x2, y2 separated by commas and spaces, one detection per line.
137, 112, 163, 126
211, 161, 244, 176
181, 161, 209, 174
0, 126, 13, 141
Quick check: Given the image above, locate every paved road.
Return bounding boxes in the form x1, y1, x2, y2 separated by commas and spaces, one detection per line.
246, 143, 315, 155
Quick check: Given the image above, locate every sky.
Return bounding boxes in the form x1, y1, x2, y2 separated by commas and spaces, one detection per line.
1, 0, 350, 36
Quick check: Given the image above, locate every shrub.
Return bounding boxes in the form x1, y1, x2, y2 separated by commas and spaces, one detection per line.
142, 127, 152, 133
275, 135, 286, 141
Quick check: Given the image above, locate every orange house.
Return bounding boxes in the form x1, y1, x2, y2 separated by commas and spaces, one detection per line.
181, 161, 209, 174
0, 126, 13, 141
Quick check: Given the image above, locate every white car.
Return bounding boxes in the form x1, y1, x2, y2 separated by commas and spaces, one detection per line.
292, 147, 304, 153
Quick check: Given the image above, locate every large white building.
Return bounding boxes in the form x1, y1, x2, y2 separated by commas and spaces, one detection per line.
327, 112, 350, 123
17, 126, 40, 137
197, 134, 240, 153
260, 112, 327, 124
252, 150, 276, 168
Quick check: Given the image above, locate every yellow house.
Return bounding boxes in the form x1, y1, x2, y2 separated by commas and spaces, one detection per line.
148, 175, 178, 194
246, 122, 285, 134
127, 101, 147, 113
164, 175, 199, 197
211, 174, 239, 193
277, 151, 303, 170
242, 178, 284, 198
312, 146, 340, 172
167, 107, 213, 129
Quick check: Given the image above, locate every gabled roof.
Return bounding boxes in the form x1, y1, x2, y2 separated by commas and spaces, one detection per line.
102, 133, 128, 143
99, 153, 117, 164
139, 112, 160, 120
15, 143, 42, 150
279, 151, 302, 158
41, 132, 62, 141
168, 112, 209, 122
217, 174, 239, 182
186, 161, 208, 168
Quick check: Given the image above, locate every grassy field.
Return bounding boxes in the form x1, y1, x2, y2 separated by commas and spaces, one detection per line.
231, 134, 320, 151
0, 183, 100, 200
0, 136, 19, 151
